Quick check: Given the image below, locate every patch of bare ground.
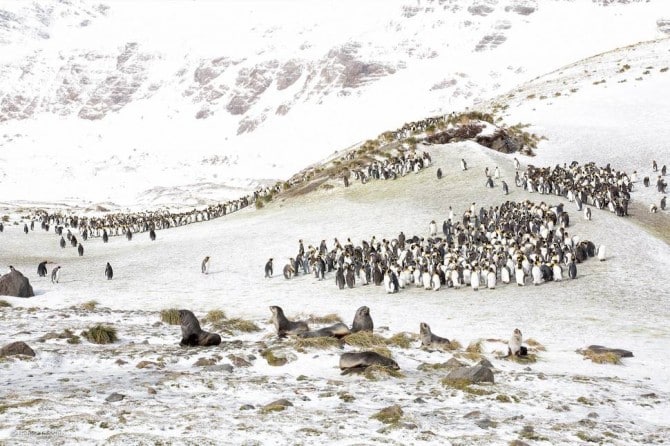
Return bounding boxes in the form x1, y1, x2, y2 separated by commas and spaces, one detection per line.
628, 202, 670, 245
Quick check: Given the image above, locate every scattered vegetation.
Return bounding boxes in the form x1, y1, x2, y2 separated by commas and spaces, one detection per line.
255, 200, 264, 210
370, 404, 403, 424
260, 348, 289, 366
306, 313, 342, 324
441, 378, 493, 396
292, 336, 341, 351
618, 63, 631, 73
81, 324, 117, 344
225, 318, 260, 333
204, 309, 226, 323
160, 308, 181, 325
363, 364, 404, 381
661, 67, 669, 73
580, 350, 621, 365
466, 340, 483, 354
526, 338, 546, 351
526, 93, 536, 99
387, 332, 416, 349
80, 300, 98, 311
343, 331, 388, 348
593, 79, 606, 85
0, 300, 11, 308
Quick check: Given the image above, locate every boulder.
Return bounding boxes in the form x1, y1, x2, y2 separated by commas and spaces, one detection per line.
444, 365, 494, 384
0, 269, 34, 297
1, 341, 36, 357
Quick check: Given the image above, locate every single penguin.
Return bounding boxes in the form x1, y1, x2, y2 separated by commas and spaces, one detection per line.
531, 263, 543, 286
500, 265, 510, 284
105, 262, 113, 280
568, 260, 577, 279
264, 258, 273, 278
23, 223, 28, 234
283, 263, 294, 279
552, 263, 563, 281
597, 245, 606, 262
470, 267, 480, 291
345, 265, 355, 288
436, 168, 443, 179
584, 207, 591, 221
149, 229, 156, 241
59, 236, 66, 248
502, 180, 509, 195
661, 196, 667, 211
461, 158, 467, 171
201, 256, 210, 274
515, 262, 525, 286
487, 268, 496, 289
422, 268, 432, 290
335, 266, 345, 290
51, 266, 61, 284
77, 243, 84, 257
102, 230, 109, 243
37, 261, 48, 277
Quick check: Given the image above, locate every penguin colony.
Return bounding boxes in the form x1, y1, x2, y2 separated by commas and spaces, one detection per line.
341, 149, 433, 186
279, 199, 596, 293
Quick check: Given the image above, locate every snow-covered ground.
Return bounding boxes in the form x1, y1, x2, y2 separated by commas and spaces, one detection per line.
1, 132, 669, 444
1, 2, 670, 445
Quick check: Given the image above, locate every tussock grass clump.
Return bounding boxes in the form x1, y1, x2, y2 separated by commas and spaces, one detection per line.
364, 365, 404, 381
506, 353, 538, 364
387, 332, 416, 349
447, 340, 463, 350
466, 340, 483, 354
370, 404, 403, 424
306, 313, 342, 324
293, 337, 341, 351
226, 318, 260, 333
160, 308, 181, 325
204, 309, 226, 323
0, 300, 11, 308
581, 350, 621, 365
441, 378, 493, 396
343, 331, 388, 348
81, 324, 117, 344
526, 338, 546, 351
81, 300, 98, 311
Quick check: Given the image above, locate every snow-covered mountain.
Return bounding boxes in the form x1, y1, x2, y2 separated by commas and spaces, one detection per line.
0, 0, 668, 207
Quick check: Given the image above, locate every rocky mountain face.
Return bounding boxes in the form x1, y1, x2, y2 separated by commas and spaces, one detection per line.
0, 0, 667, 206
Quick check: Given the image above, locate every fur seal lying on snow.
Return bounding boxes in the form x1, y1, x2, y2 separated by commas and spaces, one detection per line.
269, 305, 309, 337
351, 306, 374, 333
339, 351, 399, 375
178, 309, 221, 347
419, 322, 451, 349
298, 323, 350, 339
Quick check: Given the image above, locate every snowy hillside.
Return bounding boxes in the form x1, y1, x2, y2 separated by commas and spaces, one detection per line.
1, 0, 668, 206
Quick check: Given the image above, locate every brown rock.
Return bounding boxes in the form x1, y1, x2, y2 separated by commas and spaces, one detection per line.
0, 269, 34, 298
0, 341, 36, 357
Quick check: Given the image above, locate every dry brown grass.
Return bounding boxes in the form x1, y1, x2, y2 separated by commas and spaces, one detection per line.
343, 331, 388, 348
306, 313, 343, 324
293, 337, 342, 351
526, 338, 546, 351
160, 308, 181, 325
580, 350, 621, 365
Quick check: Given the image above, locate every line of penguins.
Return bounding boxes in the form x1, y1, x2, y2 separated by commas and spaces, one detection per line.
178, 305, 527, 374
11, 184, 275, 249
270, 198, 602, 294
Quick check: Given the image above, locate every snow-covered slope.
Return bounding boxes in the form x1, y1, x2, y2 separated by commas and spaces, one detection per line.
1, 0, 668, 206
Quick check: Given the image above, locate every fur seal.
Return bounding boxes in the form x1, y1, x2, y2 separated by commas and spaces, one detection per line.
419, 322, 451, 349
351, 306, 374, 333
339, 351, 399, 375
269, 305, 309, 337
105, 262, 113, 280
178, 309, 221, 347
201, 256, 210, 274
298, 323, 351, 339
508, 328, 523, 357
37, 261, 48, 277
